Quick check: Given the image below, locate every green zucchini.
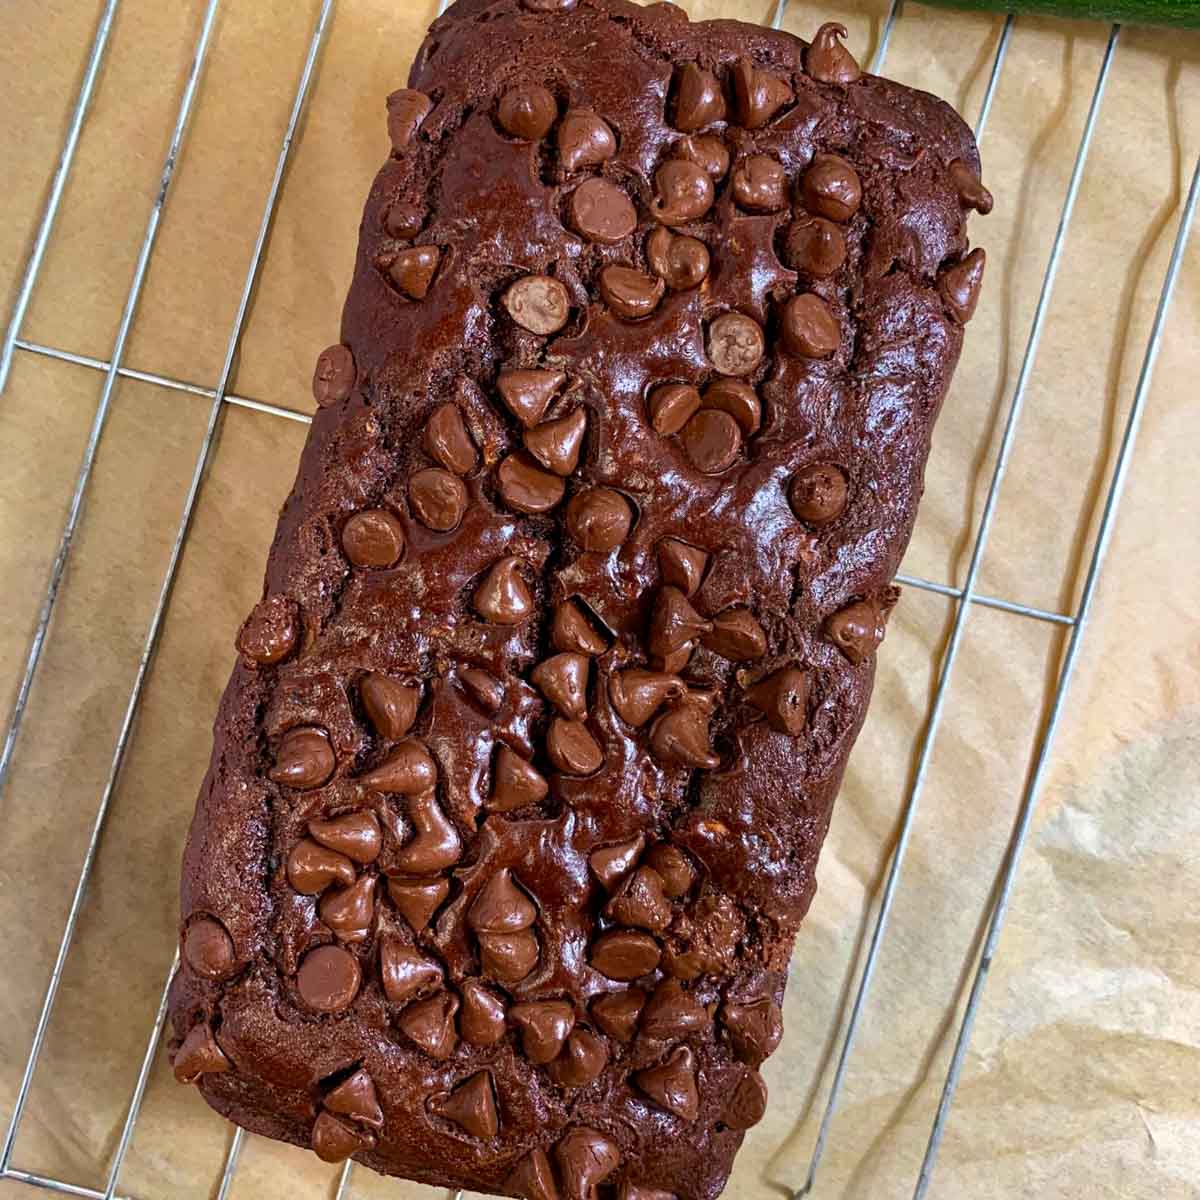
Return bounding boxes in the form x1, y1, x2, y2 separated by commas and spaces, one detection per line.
921, 0, 1200, 27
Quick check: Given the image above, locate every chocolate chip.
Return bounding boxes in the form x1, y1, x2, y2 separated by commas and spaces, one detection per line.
703, 608, 767, 660
270, 726, 336, 789
469, 868, 537, 933
324, 1068, 384, 1130
723, 1067, 768, 1130
309, 811, 382, 864
707, 312, 765, 377
826, 599, 883, 663
949, 158, 994, 214
671, 63, 727, 132
498, 451, 566, 513
703, 379, 761, 435
287, 839, 356, 895
657, 643, 695, 673
651, 159, 715, 225
801, 153, 862, 223
498, 85, 558, 140
461, 980, 508, 1046
556, 109, 617, 172
318, 874, 377, 942
236, 594, 299, 668
387, 876, 449, 931
388, 245, 441, 299
409, 467, 468, 530
386, 89, 432, 151
781, 293, 840, 359
532, 652, 590, 719
505, 1148, 559, 1200
599, 265, 666, 320
379, 937, 443, 1004
298, 944, 362, 1013
589, 834, 646, 892
643, 844, 694, 898
475, 556, 534, 625
510, 999, 575, 1063
790, 462, 848, 524
806, 22, 862, 84
640, 978, 710, 1040
342, 509, 405, 569
658, 538, 708, 596
424, 402, 478, 475
747, 667, 809, 734
590, 930, 661, 980
478, 928, 540, 983
489, 744, 549, 812
503, 275, 571, 335
783, 214, 847, 278
555, 1127, 620, 1200
566, 487, 633, 552
360, 673, 421, 742
525, 408, 587, 475
649, 587, 711, 659
678, 133, 731, 181
682, 409, 742, 473
646, 226, 710, 291
312, 344, 356, 408
546, 718, 603, 775
460, 668, 505, 713
608, 669, 684, 727
384, 199, 425, 240
497, 368, 566, 427
732, 155, 789, 212
172, 1023, 231, 1083
398, 989, 460, 1060
592, 988, 645, 1041
183, 921, 235, 979
649, 382, 701, 436
552, 599, 609, 655
634, 1046, 699, 1120
392, 790, 462, 874
732, 57, 793, 129
570, 178, 637, 244
547, 1029, 608, 1088
721, 996, 783, 1065
938, 247, 986, 323
433, 1070, 498, 1137
312, 1111, 374, 1163
607, 866, 672, 933
360, 739, 437, 794
650, 696, 719, 769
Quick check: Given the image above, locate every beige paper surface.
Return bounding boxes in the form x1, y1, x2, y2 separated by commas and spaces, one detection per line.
0, 2, 1196, 1198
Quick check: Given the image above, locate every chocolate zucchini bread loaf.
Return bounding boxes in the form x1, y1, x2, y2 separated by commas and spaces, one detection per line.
167, 1, 990, 1196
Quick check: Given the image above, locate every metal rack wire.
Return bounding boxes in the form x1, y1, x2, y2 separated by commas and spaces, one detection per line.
0, 0, 1195, 1198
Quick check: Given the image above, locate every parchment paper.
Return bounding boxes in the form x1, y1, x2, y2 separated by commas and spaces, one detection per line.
1, 2, 1197, 1198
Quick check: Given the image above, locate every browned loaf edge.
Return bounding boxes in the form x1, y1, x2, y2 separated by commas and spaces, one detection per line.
167, 1, 989, 1197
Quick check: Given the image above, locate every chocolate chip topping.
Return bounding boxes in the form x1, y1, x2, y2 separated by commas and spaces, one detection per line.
388, 244, 441, 299
589, 834, 645, 891
397, 989, 460, 1059
433, 1070, 498, 1137
634, 1045, 700, 1120
721, 996, 783, 1065
671, 64, 727, 132
319, 874, 377, 942
681, 409, 743, 474
236, 594, 299, 665
790, 462, 848, 523
392, 790, 462, 873
703, 608, 767, 660
497, 368, 567, 427
312, 1111, 374, 1163
938, 246, 986, 323
566, 486, 633, 552
949, 157, 994, 214
570, 178, 637, 244
510, 1000, 575, 1063
386, 89, 432, 151
270, 726, 336, 789
723, 1067, 768, 1130
747, 667, 809, 734
460, 668, 505, 713
547, 718, 604, 775
732, 57, 793, 129
781, 293, 840, 359
650, 695, 719, 769
387, 877, 449, 931
526, 408, 588, 476
646, 226, 710, 292
606, 865, 672, 933
380, 938, 443, 1004
424, 402, 478, 475
547, 1028, 608, 1088
360, 674, 421, 742
640, 979, 710, 1041
475, 556, 534, 625
552, 598, 609, 655
489, 744, 549, 811
732, 155, 788, 212
599, 265, 666, 321
643, 844, 695, 898
461, 981, 508, 1046
506, 1148, 559, 1200
288, 840, 356, 895
649, 383, 701, 436
677, 133, 730, 181
651, 160, 715, 226
556, 1127, 620, 1200
649, 587, 711, 659
184, 916, 236, 980
498, 84, 558, 140
657, 538, 708, 595
826, 599, 885, 663
504, 275, 571, 335
806, 22, 862, 85
557, 109, 617, 173
707, 312, 764, 376
590, 930, 661, 980
469, 867, 537, 933
783, 214, 847, 278
409, 467, 468, 530
609, 669, 685, 727
309, 811, 382, 863
532, 652, 590, 719
702, 379, 761, 436
298, 944, 362, 1013
478, 928, 540, 983
360, 739, 437, 794
498, 451, 567, 514
801, 153, 862, 223
325, 1069, 384, 1130
173, 1023, 231, 1084
342, 509, 405, 569
312, 344, 356, 408
384, 199, 425, 240
592, 988, 645, 1041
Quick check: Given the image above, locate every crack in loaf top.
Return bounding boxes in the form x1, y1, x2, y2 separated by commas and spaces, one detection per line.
167, 1, 990, 1197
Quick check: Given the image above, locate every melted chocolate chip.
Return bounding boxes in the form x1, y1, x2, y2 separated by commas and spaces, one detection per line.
319, 874, 377, 942
646, 226, 710, 291
651, 160, 715, 226
498, 85, 558, 140
649, 382, 701, 436
555, 1127, 620, 1200
387, 89, 432, 151
460, 668, 505, 713
801, 153, 862, 223
532, 652, 590, 719
288, 839, 356, 895
510, 999, 575, 1064
552, 599, 608, 655
388, 245, 441, 299
425, 403, 478, 475
325, 1068, 384, 1130
643, 844, 696, 898
592, 988, 645, 1041
634, 1046, 699, 1120
379, 938, 443, 1004
478, 928, 540, 983
650, 696, 720, 769
949, 158, 994, 214
938, 247, 986, 323
721, 996, 783, 1065
504, 275, 571, 335
461, 980, 508, 1046
392, 790, 462, 874
703, 379, 761, 436
678, 133, 731, 181
606, 866, 672, 933
475, 556, 534, 625
384, 199, 425, 240
671, 63, 727, 132
173, 1023, 231, 1083
732, 57, 793, 129
270, 726, 336, 790
498, 451, 567, 513
609, 669, 684, 727
546, 718, 604, 775
707, 312, 764, 377
313, 344, 356, 408
748, 667, 809, 734
548, 1028, 608, 1088
790, 463, 848, 524
589, 834, 646, 892
397, 989, 460, 1059
658, 538, 708, 595
807, 22, 862, 85
649, 587, 711, 659
566, 487, 633, 552
526, 408, 587, 476
360, 739, 437, 794
236, 594, 299, 665
505, 1148, 560, 1200
342, 509, 405, 569
703, 608, 767, 660
682, 409, 743, 473
640, 979, 710, 1040
590, 930, 661, 980
599, 265, 666, 321
570, 178, 637, 244
557, 109, 617, 173
489, 744, 549, 811
298, 944, 362, 1013
781, 293, 840, 359
732, 155, 789, 212
723, 1067, 768, 1130
387, 876, 449, 931
433, 1070, 498, 1137
826, 599, 884, 663
360, 674, 421, 743
497, 368, 567, 428
312, 1110, 374, 1163
469, 868, 537, 933
409, 467, 468, 531
783, 214, 847, 277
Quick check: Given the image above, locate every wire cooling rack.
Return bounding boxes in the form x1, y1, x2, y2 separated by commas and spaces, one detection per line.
0, 0, 1195, 1197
